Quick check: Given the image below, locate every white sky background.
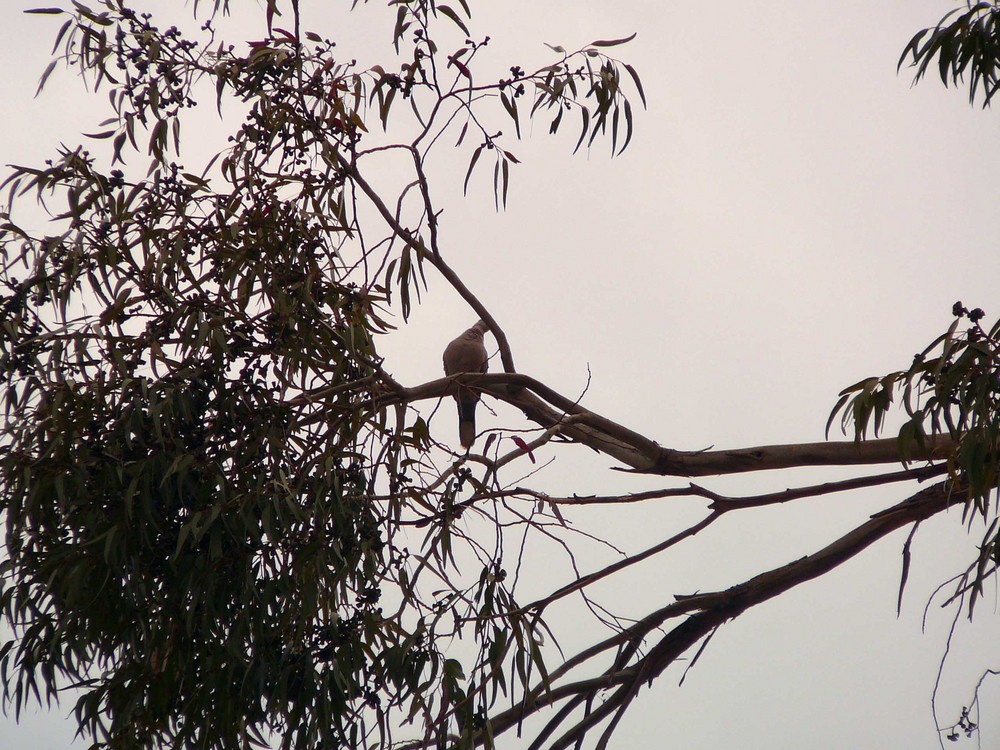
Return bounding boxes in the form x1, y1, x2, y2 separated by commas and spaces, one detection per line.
2, 0, 999, 748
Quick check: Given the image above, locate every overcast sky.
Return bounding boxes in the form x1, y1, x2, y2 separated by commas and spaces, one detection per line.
2, 1, 999, 748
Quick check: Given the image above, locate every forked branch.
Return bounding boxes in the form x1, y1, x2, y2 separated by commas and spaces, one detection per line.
463, 479, 963, 749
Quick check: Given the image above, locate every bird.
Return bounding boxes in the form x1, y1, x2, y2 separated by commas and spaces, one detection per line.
442, 320, 489, 448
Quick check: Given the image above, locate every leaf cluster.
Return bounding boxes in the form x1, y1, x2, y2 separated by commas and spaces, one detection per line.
829, 305, 998, 479
899, 1, 1000, 107
464, 33, 645, 207
829, 304, 1000, 615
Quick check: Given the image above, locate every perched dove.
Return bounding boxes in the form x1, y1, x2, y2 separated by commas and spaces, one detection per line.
442, 320, 489, 448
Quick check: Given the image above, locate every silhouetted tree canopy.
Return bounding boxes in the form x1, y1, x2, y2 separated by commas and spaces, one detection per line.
1, 2, 998, 748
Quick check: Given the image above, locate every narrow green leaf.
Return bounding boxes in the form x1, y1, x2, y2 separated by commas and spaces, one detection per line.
573, 108, 590, 153
501, 158, 509, 208
623, 62, 647, 107
618, 97, 634, 154
393, 5, 407, 52
499, 91, 520, 138
148, 118, 167, 160
897, 29, 928, 71
52, 17, 73, 54
492, 159, 500, 211
590, 32, 636, 48
379, 81, 396, 129
463, 144, 483, 195
437, 5, 470, 36
548, 105, 563, 134
35, 60, 58, 96
455, 119, 469, 147
611, 103, 619, 154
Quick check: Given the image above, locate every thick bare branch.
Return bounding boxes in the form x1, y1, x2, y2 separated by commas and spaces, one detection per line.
333, 371, 958, 475
479, 479, 964, 748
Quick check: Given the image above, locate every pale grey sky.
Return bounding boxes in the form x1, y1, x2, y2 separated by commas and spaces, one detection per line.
2, 1, 999, 748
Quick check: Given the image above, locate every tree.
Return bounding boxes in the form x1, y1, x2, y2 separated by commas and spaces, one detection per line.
0, 1, 997, 749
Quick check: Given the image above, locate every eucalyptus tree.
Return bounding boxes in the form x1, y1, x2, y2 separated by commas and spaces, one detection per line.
1, 2, 997, 749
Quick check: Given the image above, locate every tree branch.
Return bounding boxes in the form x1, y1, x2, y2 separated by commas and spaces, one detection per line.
324, 371, 958, 475
475, 479, 964, 748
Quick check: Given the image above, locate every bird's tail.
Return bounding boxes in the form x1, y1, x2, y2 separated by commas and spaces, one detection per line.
458, 396, 477, 448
